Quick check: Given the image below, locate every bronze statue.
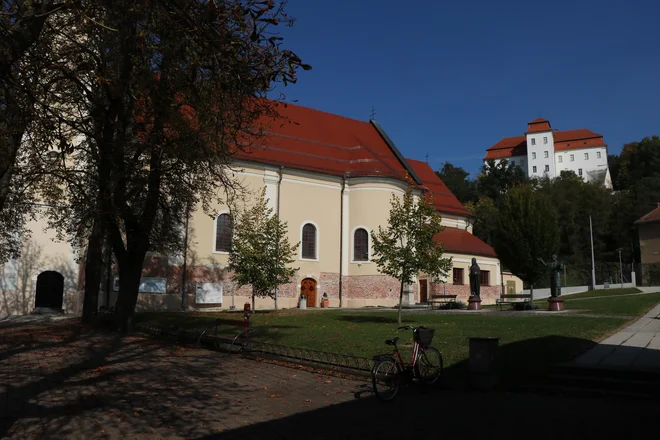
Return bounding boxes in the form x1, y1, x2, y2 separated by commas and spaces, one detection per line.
469, 258, 481, 298
539, 255, 564, 297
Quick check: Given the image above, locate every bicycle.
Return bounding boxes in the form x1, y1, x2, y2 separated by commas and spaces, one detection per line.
371, 325, 443, 402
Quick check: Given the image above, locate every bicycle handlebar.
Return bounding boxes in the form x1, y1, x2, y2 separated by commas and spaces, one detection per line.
398, 325, 426, 331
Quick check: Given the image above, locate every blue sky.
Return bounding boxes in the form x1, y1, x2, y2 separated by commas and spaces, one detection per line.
273, 0, 660, 176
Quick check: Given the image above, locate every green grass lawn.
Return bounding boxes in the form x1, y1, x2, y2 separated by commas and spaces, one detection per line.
563, 291, 660, 316
561, 287, 642, 300
136, 290, 660, 375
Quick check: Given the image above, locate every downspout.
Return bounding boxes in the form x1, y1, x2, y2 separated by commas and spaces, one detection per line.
339, 175, 347, 308
274, 166, 284, 310
180, 202, 190, 311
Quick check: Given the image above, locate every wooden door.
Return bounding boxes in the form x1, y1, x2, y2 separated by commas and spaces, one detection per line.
419, 279, 428, 303
301, 278, 317, 308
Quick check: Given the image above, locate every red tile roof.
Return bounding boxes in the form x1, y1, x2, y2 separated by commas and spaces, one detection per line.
527, 118, 552, 133
236, 102, 410, 180
234, 102, 471, 217
434, 228, 497, 257
405, 159, 471, 217
230, 101, 494, 259
484, 135, 527, 160
634, 205, 660, 225
554, 129, 605, 151
485, 122, 606, 160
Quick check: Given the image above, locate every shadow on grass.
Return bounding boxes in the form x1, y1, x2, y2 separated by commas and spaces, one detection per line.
333, 315, 398, 324
442, 334, 599, 386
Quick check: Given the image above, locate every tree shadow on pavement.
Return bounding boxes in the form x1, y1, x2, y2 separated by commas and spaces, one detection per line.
0, 320, 287, 439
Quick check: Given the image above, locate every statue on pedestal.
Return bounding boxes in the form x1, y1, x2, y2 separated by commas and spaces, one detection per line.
539, 255, 564, 297
469, 258, 481, 298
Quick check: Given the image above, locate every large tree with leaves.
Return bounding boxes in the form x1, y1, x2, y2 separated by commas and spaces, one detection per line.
228, 188, 298, 311
371, 181, 452, 324
492, 184, 559, 296
477, 159, 528, 202
0, 0, 76, 261
436, 162, 477, 205
39, 0, 309, 329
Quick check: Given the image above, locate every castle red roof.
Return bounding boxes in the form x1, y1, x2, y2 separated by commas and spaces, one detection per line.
526, 118, 552, 134
434, 228, 497, 257
553, 129, 604, 151
484, 120, 606, 160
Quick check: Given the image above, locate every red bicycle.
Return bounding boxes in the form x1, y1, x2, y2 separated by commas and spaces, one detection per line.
371, 325, 443, 402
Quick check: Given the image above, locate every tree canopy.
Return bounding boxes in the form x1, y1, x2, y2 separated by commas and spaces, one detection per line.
437, 137, 660, 275
228, 189, 299, 311
436, 162, 477, 205
492, 184, 560, 289
4, 0, 309, 328
371, 180, 452, 323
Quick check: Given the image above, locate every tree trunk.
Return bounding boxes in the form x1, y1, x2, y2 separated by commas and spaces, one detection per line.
398, 279, 405, 324
114, 247, 148, 332
530, 284, 534, 302
81, 217, 104, 322
251, 289, 255, 313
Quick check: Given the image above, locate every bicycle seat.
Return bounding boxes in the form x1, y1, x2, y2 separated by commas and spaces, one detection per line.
385, 337, 399, 346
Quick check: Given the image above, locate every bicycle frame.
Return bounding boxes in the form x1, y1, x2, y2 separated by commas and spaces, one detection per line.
390, 338, 424, 371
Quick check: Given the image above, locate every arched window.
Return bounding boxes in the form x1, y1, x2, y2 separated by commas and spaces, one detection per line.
354, 228, 369, 261
215, 213, 232, 252
302, 223, 317, 259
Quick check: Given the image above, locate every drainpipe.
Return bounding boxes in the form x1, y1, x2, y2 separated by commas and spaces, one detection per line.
180, 202, 190, 311
339, 175, 347, 308
274, 166, 284, 310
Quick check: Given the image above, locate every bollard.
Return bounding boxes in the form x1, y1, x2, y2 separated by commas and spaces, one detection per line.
468, 337, 499, 390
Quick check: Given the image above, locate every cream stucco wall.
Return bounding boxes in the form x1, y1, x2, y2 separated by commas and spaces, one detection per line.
502, 272, 524, 294
1, 209, 81, 318
435, 253, 502, 287
347, 180, 405, 276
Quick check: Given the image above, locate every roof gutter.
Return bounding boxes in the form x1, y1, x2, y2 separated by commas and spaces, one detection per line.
369, 119, 423, 185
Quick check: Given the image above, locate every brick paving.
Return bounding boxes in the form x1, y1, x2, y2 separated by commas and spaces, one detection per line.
0, 317, 365, 439
2, 317, 660, 440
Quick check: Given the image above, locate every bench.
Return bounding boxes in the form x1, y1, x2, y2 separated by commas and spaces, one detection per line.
429, 294, 458, 310
196, 316, 253, 352
496, 294, 532, 310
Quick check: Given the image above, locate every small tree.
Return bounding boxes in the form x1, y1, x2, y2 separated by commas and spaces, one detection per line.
228, 188, 299, 311
371, 181, 452, 324
492, 185, 559, 297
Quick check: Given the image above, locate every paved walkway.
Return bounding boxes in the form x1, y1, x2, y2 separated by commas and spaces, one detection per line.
574, 302, 660, 370
0, 318, 364, 439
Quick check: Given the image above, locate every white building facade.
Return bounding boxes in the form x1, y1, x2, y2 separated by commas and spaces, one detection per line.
484, 118, 612, 188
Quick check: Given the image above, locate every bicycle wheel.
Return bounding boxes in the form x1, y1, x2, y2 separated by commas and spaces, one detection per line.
372, 357, 400, 402
417, 346, 443, 384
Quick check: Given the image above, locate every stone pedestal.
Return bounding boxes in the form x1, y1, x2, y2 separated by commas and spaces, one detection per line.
547, 297, 565, 311
468, 297, 482, 311
469, 337, 499, 390
402, 283, 415, 307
